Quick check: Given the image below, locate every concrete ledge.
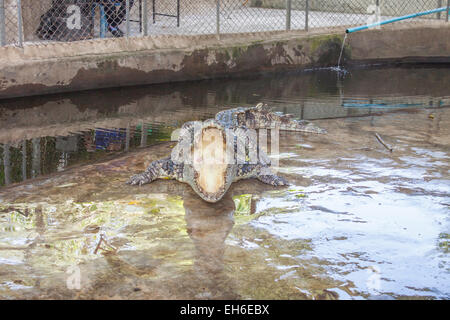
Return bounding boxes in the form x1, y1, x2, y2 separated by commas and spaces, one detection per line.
347, 22, 450, 65
0, 22, 449, 99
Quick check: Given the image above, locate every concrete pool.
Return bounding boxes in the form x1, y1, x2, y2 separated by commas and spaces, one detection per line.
0, 66, 448, 299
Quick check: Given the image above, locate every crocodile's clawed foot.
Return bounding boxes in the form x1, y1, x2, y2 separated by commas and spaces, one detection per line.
126, 174, 148, 186
258, 174, 289, 186
272, 175, 289, 186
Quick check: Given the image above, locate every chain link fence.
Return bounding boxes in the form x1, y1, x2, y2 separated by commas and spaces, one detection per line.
0, 0, 449, 47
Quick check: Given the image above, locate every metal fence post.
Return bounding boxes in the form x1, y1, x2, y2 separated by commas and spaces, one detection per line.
152, 0, 155, 23
126, 0, 130, 37
16, 0, 22, 47
0, 0, 5, 46
305, 0, 309, 31
177, 0, 180, 27
142, 0, 148, 35
286, 0, 291, 31
437, 0, 442, 19
216, 0, 220, 39
447, 0, 450, 22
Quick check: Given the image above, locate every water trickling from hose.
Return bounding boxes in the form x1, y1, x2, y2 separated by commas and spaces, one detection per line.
337, 33, 348, 70
329, 33, 349, 77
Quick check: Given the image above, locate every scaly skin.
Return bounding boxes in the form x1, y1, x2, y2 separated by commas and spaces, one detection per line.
127, 104, 326, 202
127, 157, 184, 186
215, 103, 327, 134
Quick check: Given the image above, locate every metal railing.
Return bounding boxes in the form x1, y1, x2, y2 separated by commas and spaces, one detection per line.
0, 0, 448, 47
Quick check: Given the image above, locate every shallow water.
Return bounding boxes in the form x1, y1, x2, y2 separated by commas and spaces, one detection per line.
0, 67, 449, 299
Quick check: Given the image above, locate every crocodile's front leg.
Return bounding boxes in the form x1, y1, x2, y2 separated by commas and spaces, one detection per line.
127, 157, 183, 186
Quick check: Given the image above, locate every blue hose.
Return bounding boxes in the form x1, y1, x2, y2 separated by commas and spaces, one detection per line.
346, 6, 450, 34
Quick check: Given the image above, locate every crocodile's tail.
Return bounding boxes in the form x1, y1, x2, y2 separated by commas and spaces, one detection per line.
239, 103, 327, 134
279, 119, 327, 134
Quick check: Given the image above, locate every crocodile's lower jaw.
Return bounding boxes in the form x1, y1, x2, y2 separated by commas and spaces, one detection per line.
192, 176, 228, 203
199, 193, 226, 203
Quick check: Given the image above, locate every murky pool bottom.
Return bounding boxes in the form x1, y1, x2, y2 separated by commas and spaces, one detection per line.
0, 68, 449, 299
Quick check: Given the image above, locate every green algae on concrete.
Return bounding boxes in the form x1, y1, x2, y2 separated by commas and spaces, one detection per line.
310, 34, 351, 66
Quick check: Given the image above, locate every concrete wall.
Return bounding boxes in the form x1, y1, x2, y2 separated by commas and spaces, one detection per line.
0, 21, 449, 99
346, 22, 450, 63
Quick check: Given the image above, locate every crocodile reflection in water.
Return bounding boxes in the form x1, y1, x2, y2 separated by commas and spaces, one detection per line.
86, 193, 240, 299
183, 193, 239, 299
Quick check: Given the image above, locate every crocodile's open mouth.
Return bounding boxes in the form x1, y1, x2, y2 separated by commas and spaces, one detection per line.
192, 126, 229, 202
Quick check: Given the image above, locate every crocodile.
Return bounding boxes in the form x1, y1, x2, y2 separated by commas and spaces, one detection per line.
127, 104, 326, 202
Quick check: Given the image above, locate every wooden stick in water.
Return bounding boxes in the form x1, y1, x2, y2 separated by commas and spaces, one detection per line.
94, 234, 117, 254
93, 235, 104, 255
375, 133, 393, 152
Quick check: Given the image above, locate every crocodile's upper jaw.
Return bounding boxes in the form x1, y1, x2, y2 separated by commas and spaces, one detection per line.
191, 125, 232, 203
